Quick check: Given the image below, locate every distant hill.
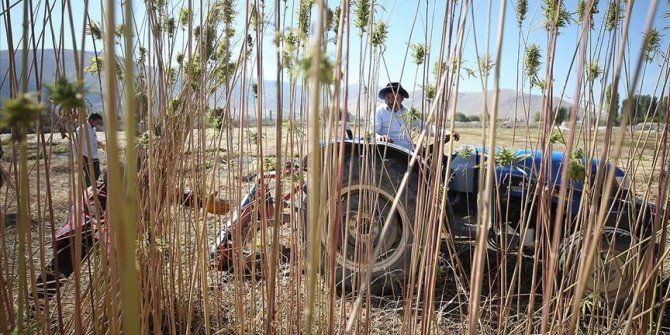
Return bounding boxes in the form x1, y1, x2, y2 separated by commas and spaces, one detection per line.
408, 88, 572, 121
1, 49, 569, 122
457, 89, 571, 120
245, 84, 571, 122
0, 49, 104, 110
239, 84, 571, 122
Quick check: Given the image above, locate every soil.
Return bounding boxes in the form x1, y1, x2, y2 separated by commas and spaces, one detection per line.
1, 127, 669, 333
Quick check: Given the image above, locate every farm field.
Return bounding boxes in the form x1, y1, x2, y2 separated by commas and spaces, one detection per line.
2, 0, 670, 333
2, 124, 670, 333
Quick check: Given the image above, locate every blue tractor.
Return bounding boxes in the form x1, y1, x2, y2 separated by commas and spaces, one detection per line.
210, 137, 660, 305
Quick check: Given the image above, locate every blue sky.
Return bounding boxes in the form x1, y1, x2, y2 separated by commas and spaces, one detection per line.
2, 0, 669, 101
341, 0, 670, 100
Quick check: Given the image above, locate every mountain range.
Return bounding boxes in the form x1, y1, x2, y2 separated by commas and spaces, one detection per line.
0, 49, 104, 109
1, 49, 570, 121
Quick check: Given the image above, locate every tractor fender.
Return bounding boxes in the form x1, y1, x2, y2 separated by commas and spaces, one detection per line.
299, 139, 428, 215
304, 139, 426, 175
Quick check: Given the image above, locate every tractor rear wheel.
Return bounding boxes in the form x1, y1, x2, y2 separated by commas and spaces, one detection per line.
308, 153, 420, 296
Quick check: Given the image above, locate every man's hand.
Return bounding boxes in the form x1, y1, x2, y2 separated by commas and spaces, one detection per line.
377, 134, 393, 143
98, 142, 106, 151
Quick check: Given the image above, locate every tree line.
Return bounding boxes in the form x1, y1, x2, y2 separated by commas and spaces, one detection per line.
534, 94, 668, 126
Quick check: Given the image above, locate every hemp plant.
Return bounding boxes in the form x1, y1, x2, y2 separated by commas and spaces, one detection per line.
354, 0, 371, 34
478, 54, 495, 79
586, 61, 602, 82
524, 44, 542, 86
1, 93, 43, 331
516, 0, 528, 26
370, 21, 388, 47
542, 0, 573, 33
643, 28, 662, 62
1, 94, 43, 140
605, 0, 623, 31
411, 43, 427, 65
46, 77, 86, 112
576, 0, 599, 29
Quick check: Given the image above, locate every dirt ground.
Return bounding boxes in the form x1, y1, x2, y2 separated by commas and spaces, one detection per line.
1, 125, 669, 333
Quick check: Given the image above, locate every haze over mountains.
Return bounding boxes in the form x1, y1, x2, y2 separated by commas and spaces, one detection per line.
1, 49, 570, 121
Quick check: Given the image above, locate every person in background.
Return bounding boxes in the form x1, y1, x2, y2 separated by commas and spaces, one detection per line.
33, 167, 230, 302
372, 82, 459, 151
77, 113, 104, 187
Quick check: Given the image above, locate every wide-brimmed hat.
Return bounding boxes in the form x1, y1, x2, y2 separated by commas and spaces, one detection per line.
378, 82, 409, 99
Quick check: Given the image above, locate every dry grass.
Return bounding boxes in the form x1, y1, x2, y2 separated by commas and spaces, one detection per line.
2, 126, 670, 334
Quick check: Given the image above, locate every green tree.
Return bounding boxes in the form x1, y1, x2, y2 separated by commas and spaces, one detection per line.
553, 106, 569, 125
621, 94, 660, 124
658, 96, 669, 123
455, 112, 471, 122
605, 84, 620, 125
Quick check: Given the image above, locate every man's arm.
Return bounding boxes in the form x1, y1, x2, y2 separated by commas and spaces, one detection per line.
373, 107, 393, 142
372, 107, 383, 134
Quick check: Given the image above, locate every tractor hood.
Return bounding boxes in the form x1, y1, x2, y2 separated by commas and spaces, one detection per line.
468, 146, 627, 191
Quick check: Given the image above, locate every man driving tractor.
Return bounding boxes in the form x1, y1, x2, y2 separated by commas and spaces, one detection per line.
372, 82, 459, 151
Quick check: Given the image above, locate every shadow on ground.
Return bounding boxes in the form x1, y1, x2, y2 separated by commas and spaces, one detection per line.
429, 242, 670, 332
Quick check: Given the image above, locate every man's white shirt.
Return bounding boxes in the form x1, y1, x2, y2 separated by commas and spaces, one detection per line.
77, 122, 98, 159
372, 104, 430, 151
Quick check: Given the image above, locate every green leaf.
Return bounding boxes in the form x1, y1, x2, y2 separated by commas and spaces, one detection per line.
46, 77, 86, 110
458, 146, 474, 158
87, 20, 103, 40
1, 93, 43, 139
549, 129, 564, 144
567, 159, 586, 182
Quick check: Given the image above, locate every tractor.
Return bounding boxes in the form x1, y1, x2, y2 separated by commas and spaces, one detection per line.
32, 135, 658, 307
210, 136, 659, 306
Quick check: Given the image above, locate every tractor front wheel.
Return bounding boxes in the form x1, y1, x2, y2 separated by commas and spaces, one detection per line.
559, 227, 636, 307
